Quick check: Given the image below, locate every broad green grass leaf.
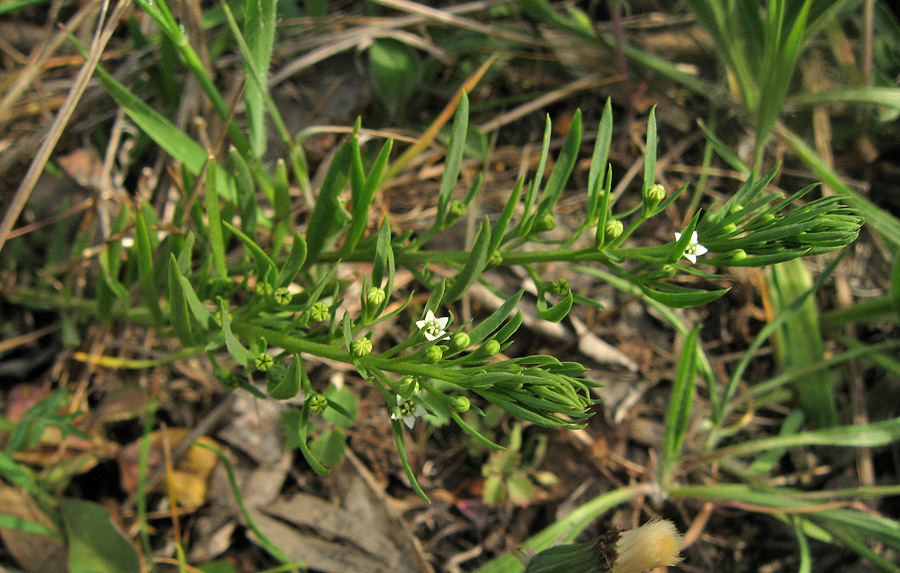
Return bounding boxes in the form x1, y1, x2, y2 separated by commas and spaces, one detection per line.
369, 38, 421, 118
61, 498, 140, 573
243, 0, 277, 156
769, 258, 837, 427
662, 324, 701, 478
205, 155, 228, 278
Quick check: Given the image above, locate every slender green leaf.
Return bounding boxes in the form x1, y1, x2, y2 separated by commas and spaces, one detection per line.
443, 218, 492, 304
167, 255, 195, 346
243, 0, 277, 156
436, 92, 469, 228
304, 140, 352, 267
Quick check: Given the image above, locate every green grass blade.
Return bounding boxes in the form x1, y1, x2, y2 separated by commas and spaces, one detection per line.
204, 154, 228, 278
134, 201, 164, 324
167, 254, 195, 346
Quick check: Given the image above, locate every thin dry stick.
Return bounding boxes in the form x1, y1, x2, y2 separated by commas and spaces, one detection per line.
478, 73, 623, 133
0, 2, 98, 123
0, 0, 132, 256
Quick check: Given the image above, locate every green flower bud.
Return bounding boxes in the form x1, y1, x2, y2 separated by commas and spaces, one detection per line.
425, 345, 443, 364
724, 248, 747, 261
214, 308, 232, 327
643, 183, 666, 214
548, 278, 570, 298
722, 222, 738, 234
533, 213, 556, 233
352, 337, 373, 357
254, 352, 274, 372
306, 392, 328, 414
448, 332, 471, 352
310, 301, 330, 322
604, 219, 624, 243
366, 286, 386, 307
256, 281, 274, 299
220, 373, 241, 391
483, 339, 501, 356
487, 250, 503, 267
398, 375, 420, 400
447, 199, 466, 220
450, 395, 471, 412
274, 287, 292, 306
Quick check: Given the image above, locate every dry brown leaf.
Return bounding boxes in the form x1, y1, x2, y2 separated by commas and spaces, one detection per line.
118, 428, 219, 510
0, 483, 67, 573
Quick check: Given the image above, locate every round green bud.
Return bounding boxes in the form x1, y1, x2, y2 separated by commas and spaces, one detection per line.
398, 375, 420, 399
487, 250, 503, 267
722, 222, 738, 234
214, 308, 232, 327
450, 395, 471, 412
726, 248, 747, 261
483, 339, 501, 356
309, 301, 330, 322
448, 332, 471, 353
604, 219, 624, 243
274, 287, 292, 306
643, 184, 666, 214
254, 352, 274, 372
256, 282, 274, 298
220, 373, 241, 391
425, 345, 443, 364
306, 392, 328, 414
366, 286, 386, 307
352, 337, 373, 357
447, 200, 466, 219
534, 213, 556, 233
548, 278, 570, 298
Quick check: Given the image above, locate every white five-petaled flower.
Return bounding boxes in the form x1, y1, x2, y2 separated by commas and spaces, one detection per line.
675, 231, 708, 264
416, 310, 450, 341
392, 394, 427, 429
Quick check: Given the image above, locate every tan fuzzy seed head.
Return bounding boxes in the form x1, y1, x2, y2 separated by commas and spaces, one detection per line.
611, 519, 685, 573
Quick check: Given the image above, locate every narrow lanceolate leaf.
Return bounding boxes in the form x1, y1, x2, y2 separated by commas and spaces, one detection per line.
443, 218, 492, 304
639, 284, 729, 308
587, 99, 613, 223
663, 324, 701, 471
277, 232, 307, 288
489, 176, 524, 254
467, 290, 524, 346
219, 299, 255, 367
342, 137, 393, 257
436, 92, 469, 229
642, 106, 658, 195
535, 109, 581, 218
243, 0, 277, 156
133, 201, 164, 324
178, 275, 214, 330
304, 140, 352, 268
222, 221, 277, 286
536, 290, 573, 323
268, 355, 302, 400
167, 255, 195, 346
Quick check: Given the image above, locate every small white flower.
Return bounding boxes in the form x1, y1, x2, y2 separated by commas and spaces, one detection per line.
675, 231, 708, 264
391, 394, 426, 429
415, 310, 450, 341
